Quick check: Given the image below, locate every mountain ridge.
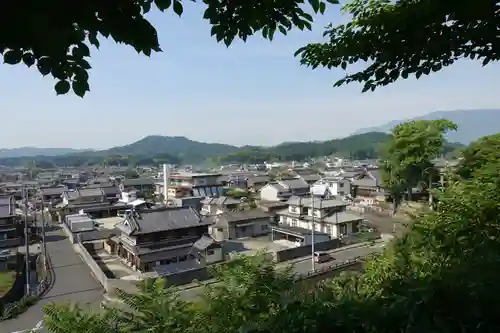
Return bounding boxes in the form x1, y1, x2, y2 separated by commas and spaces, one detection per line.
352, 109, 500, 144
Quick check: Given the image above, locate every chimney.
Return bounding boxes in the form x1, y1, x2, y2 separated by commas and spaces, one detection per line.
163, 164, 169, 205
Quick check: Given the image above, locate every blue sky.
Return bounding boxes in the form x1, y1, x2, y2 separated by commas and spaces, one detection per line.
1, 3, 499, 149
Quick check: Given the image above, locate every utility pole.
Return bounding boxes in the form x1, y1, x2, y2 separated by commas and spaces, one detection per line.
40, 200, 47, 266
23, 187, 30, 296
311, 194, 315, 272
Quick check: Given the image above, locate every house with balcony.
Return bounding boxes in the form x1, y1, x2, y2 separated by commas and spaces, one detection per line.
259, 178, 310, 202
0, 196, 20, 248
209, 209, 272, 241
200, 196, 241, 216
312, 176, 351, 197
108, 207, 215, 272
168, 172, 224, 197
275, 196, 363, 240
58, 187, 127, 218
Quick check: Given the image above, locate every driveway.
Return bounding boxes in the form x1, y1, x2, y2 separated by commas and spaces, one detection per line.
2, 225, 103, 333
177, 241, 385, 301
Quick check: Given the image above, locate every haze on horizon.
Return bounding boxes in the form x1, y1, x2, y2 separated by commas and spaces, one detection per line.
1, 4, 499, 150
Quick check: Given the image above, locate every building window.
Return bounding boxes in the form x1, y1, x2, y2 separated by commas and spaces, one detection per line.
291, 219, 298, 227
207, 249, 215, 255
325, 225, 332, 235
339, 223, 347, 236
261, 224, 268, 230
340, 183, 344, 188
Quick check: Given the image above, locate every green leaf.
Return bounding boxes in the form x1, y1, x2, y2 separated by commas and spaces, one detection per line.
54, 80, 70, 95
3, 49, 22, 65
310, 0, 320, 13
173, 0, 183, 16
278, 26, 288, 35
72, 80, 90, 98
155, 0, 172, 11
319, 2, 326, 14
37, 58, 52, 76
88, 32, 100, 49
22, 53, 35, 67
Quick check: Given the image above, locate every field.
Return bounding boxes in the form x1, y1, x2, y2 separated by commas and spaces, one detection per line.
0, 270, 16, 295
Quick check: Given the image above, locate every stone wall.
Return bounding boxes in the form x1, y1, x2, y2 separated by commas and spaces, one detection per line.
274, 239, 341, 262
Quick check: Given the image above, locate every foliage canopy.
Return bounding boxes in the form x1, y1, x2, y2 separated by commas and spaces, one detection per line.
1, 0, 337, 97
297, 0, 500, 91
381, 119, 457, 212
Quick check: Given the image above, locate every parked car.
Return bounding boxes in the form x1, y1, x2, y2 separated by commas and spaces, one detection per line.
313, 251, 333, 263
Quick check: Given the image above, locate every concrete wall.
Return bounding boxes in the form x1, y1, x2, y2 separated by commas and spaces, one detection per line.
77, 229, 117, 242
275, 239, 341, 262
74, 242, 108, 288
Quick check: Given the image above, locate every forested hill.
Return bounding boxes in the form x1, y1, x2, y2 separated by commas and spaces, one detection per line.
212, 132, 389, 164
0, 132, 463, 167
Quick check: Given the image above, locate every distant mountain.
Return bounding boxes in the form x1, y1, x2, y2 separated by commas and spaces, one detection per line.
103, 135, 239, 159
0, 147, 89, 158
352, 109, 500, 144
0, 136, 241, 167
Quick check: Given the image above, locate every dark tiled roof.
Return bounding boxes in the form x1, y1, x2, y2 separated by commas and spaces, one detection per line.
122, 178, 156, 186
214, 209, 270, 223
117, 207, 211, 235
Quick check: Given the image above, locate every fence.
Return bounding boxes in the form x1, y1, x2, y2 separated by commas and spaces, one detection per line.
274, 239, 341, 262
0, 254, 52, 320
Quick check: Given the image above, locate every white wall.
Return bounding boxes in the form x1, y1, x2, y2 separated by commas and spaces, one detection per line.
260, 185, 279, 201
205, 248, 223, 264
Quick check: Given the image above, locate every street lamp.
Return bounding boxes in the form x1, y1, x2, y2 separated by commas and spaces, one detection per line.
311, 194, 315, 272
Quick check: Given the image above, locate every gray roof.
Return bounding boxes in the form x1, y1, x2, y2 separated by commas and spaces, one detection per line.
122, 178, 156, 186
40, 187, 67, 196
214, 209, 271, 224
298, 174, 321, 182
201, 196, 240, 206
85, 182, 114, 188
100, 186, 121, 196
191, 235, 220, 251
287, 196, 346, 208
64, 188, 105, 200
117, 207, 211, 236
278, 179, 309, 190
247, 175, 271, 185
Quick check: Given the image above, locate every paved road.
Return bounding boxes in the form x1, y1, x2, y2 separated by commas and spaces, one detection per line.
177, 242, 385, 300
2, 225, 103, 333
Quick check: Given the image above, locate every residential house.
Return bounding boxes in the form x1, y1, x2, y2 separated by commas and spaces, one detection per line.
109, 207, 214, 272
172, 196, 205, 211
209, 209, 272, 241
188, 235, 223, 265
296, 173, 321, 185
200, 196, 241, 215
168, 172, 224, 197
276, 196, 363, 239
247, 175, 271, 193
39, 186, 67, 203
352, 169, 383, 197
120, 178, 156, 196
0, 196, 20, 248
61, 178, 80, 190
59, 187, 127, 218
259, 178, 310, 202
313, 176, 351, 197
